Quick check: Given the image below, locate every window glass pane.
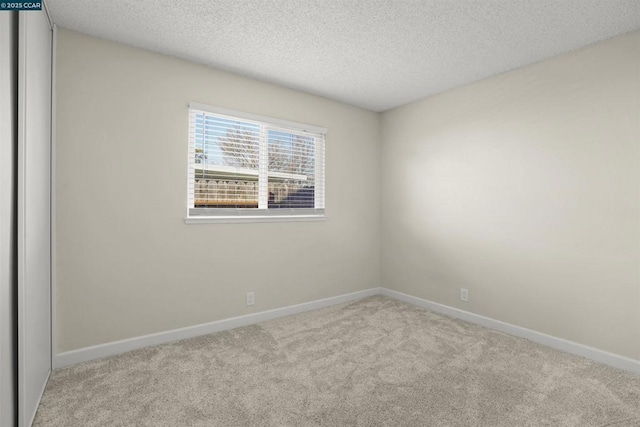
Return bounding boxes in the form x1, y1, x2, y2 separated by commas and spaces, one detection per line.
188, 105, 325, 218
267, 130, 316, 209
194, 114, 260, 208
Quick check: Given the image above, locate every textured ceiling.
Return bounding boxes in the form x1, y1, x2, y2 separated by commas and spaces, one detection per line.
46, 0, 640, 112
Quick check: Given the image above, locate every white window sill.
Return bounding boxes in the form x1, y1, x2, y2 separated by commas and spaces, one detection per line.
184, 215, 327, 224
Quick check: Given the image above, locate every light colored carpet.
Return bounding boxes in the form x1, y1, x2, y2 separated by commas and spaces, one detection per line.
34, 296, 640, 426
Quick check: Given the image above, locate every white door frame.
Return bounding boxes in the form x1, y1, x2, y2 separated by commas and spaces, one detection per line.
17, 7, 53, 427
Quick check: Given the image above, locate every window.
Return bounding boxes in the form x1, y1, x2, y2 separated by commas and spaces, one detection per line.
187, 103, 326, 222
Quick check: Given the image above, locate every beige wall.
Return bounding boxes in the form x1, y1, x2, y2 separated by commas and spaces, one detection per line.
55, 29, 381, 353
381, 31, 640, 359
57, 27, 640, 362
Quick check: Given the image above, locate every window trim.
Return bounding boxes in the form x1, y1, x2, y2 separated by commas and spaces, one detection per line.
186, 103, 327, 223
185, 215, 328, 225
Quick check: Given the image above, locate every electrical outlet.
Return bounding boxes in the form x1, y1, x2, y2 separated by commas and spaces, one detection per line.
460, 288, 469, 302
246, 292, 255, 306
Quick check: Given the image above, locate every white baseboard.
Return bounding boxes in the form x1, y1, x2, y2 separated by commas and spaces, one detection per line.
53, 288, 381, 369
55, 286, 640, 376
380, 288, 640, 376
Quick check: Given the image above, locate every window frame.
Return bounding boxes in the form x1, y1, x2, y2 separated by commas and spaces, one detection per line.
186, 102, 327, 224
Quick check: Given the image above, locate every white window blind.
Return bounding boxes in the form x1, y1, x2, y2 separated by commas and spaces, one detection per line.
187, 103, 326, 219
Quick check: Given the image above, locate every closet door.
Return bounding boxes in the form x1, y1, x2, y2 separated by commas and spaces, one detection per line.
1, 12, 18, 427
17, 9, 52, 427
